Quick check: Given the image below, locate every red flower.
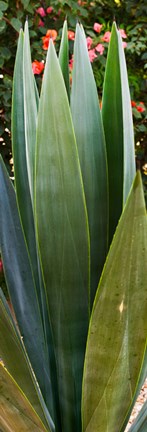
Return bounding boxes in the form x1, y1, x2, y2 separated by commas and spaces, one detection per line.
137, 102, 145, 113
42, 29, 58, 50
131, 101, 136, 107
68, 30, 75, 40
32, 60, 44, 75
69, 55, 74, 71
46, 6, 53, 14
93, 22, 103, 33
36, 7, 46, 17
38, 19, 44, 27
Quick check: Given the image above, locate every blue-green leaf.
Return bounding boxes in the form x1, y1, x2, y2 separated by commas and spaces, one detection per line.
102, 22, 135, 245
71, 23, 108, 306
35, 39, 90, 432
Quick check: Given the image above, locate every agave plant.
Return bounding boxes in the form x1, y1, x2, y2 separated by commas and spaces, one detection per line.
0, 20, 146, 432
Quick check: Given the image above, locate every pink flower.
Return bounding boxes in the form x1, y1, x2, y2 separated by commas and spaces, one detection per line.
46, 6, 53, 14
93, 22, 103, 33
95, 43, 104, 55
122, 41, 127, 48
38, 19, 44, 27
86, 37, 93, 50
0, 259, 3, 273
88, 49, 97, 62
101, 31, 111, 43
119, 28, 127, 39
36, 7, 46, 17
32, 60, 44, 75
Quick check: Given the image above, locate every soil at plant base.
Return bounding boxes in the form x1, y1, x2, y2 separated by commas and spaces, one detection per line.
125, 379, 147, 431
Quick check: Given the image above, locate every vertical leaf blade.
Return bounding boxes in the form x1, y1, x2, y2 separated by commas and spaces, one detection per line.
71, 24, 108, 307
59, 19, 70, 100
117, 29, 136, 205
23, 20, 38, 201
35, 40, 90, 432
102, 22, 135, 245
11, 27, 42, 314
82, 172, 147, 432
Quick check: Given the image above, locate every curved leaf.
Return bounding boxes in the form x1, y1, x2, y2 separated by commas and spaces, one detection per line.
0, 363, 49, 432
82, 171, 147, 432
35, 39, 90, 432
71, 23, 108, 306
0, 298, 53, 431
0, 157, 55, 424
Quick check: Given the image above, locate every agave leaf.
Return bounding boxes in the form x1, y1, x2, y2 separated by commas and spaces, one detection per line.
35, 39, 90, 432
11, 26, 43, 315
82, 171, 147, 432
23, 20, 38, 201
0, 157, 55, 423
102, 22, 135, 245
129, 400, 147, 432
71, 23, 108, 307
0, 298, 53, 432
0, 363, 49, 432
59, 19, 70, 100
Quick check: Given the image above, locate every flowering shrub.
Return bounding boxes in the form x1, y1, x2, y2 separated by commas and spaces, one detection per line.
0, 0, 146, 200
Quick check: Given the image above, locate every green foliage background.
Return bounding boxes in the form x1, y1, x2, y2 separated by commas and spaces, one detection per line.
0, 0, 146, 201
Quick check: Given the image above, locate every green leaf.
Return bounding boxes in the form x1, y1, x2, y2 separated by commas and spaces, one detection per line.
82, 171, 147, 432
102, 22, 136, 245
71, 24, 108, 307
12, 28, 42, 317
10, 17, 22, 32
0, 157, 55, 425
129, 400, 147, 432
35, 39, 90, 432
0, 298, 53, 432
0, 19, 6, 32
12, 27, 59, 429
59, 20, 70, 101
1, 46, 11, 60
0, 1, 8, 11
23, 20, 38, 201
0, 363, 49, 432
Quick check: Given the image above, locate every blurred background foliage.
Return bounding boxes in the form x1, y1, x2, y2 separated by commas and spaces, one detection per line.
0, 0, 146, 202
